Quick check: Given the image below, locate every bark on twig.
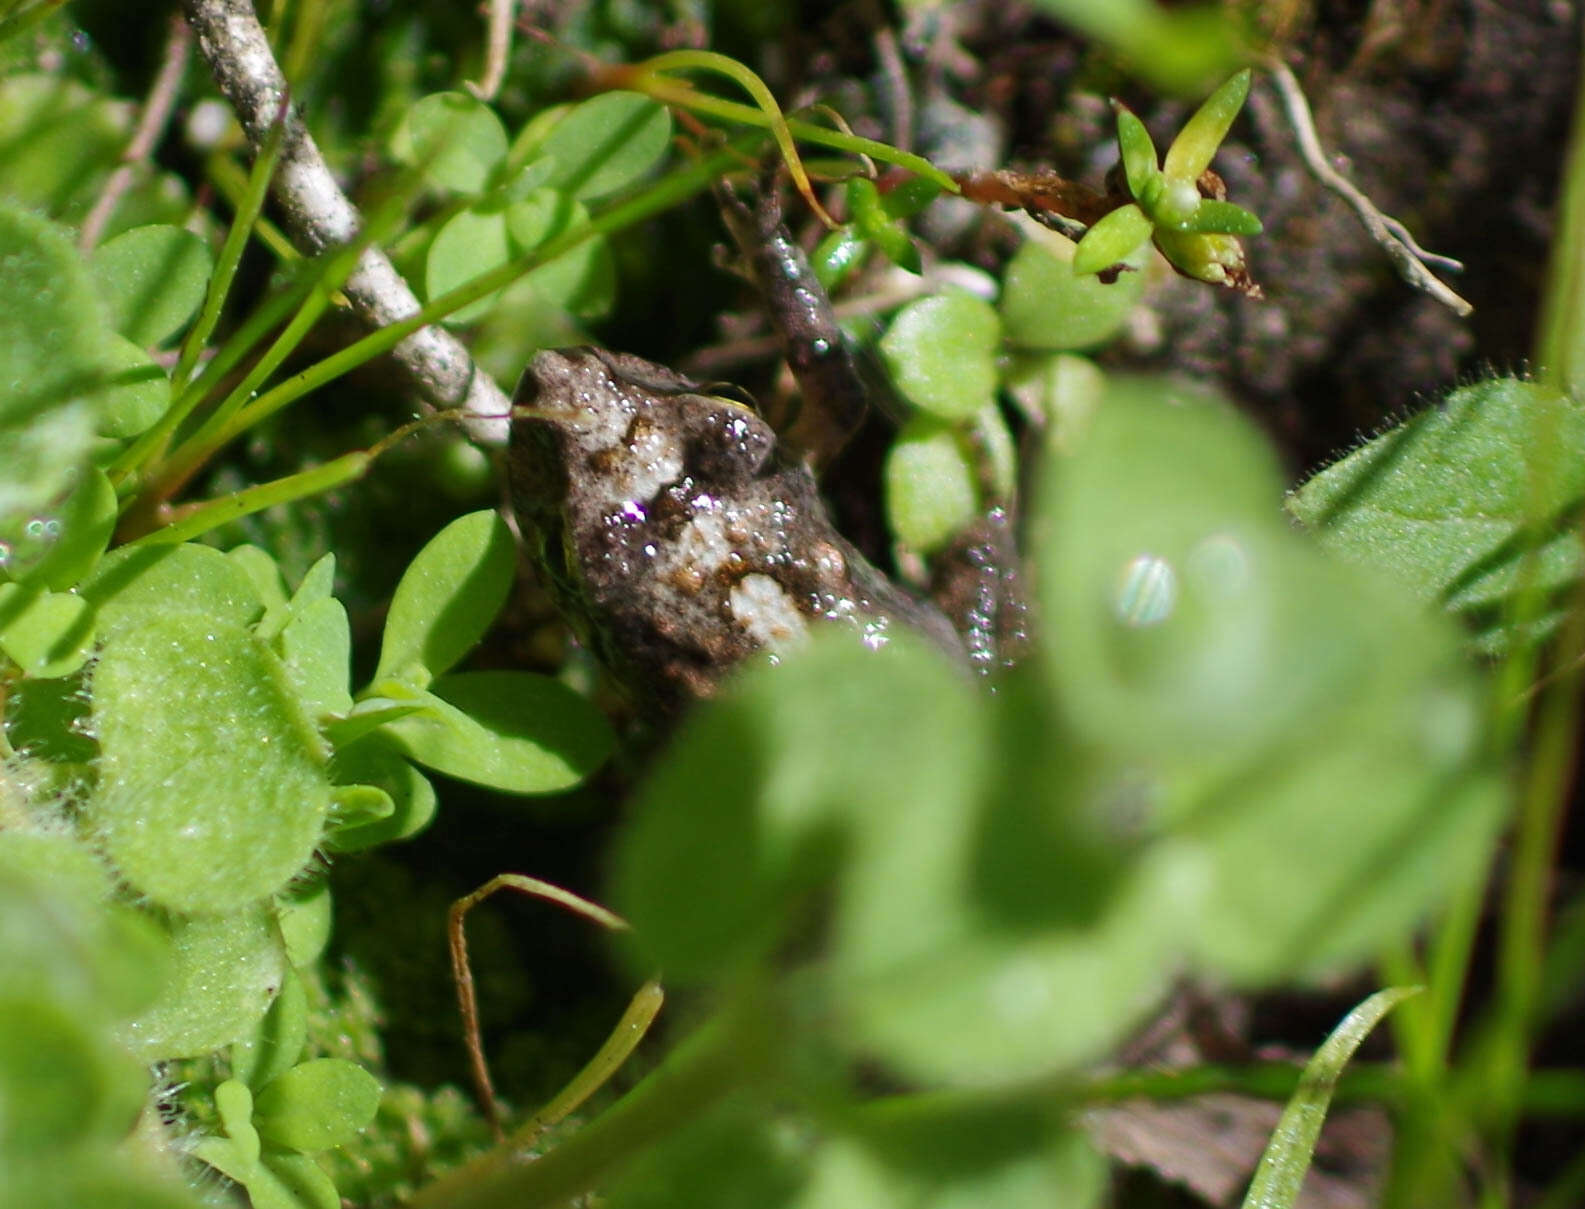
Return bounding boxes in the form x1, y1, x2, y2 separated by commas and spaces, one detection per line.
181, 0, 512, 439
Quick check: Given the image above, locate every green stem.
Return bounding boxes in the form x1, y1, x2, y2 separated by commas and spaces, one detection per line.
403, 1003, 767, 1209
108, 259, 322, 485
174, 119, 287, 392
627, 73, 956, 194
124, 452, 370, 547
207, 143, 748, 440
1534, 18, 1585, 394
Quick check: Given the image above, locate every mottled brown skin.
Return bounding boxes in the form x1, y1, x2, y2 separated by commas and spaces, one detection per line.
508, 347, 962, 713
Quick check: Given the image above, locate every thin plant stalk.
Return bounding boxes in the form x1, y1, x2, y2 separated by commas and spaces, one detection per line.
172, 100, 289, 392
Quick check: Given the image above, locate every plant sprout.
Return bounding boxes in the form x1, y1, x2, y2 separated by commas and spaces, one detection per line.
1073, 69, 1263, 293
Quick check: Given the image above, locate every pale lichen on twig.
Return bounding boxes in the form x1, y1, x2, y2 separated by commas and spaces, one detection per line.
180, 0, 512, 438
1264, 57, 1474, 318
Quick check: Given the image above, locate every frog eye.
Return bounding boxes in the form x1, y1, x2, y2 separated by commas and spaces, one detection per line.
682, 398, 775, 481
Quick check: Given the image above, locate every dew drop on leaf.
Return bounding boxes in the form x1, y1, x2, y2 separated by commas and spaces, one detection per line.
1114, 554, 1177, 627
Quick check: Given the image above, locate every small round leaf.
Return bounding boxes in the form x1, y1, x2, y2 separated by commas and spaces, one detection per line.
94, 333, 171, 438
885, 416, 979, 553
84, 542, 263, 639
427, 204, 511, 325
0, 202, 101, 529
89, 615, 332, 913
1000, 233, 1146, 351
392, 92, 508, 194
531, 92, 671, 201
88, 225, 212, 347
878, 291, 1001, 422
119, 906, 286, 1061
253, 1059, 382, 1152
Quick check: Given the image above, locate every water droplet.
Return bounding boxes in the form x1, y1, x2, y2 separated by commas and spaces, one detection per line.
0, 541, 10, 566
1114, 554, 1176, 627
1186, 533, 1252, 597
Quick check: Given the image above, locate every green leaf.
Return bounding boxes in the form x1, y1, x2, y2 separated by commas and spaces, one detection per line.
507, 190, 616, 318
1162, 68, 1252, 184
1071, 204, 1155, 276
614, 633, 984, 986
392, 91, 509, 194
253, 1059, 382, 1152
833, 844, 1195, 1087
1037, 376, 1298, 759
0, 866, 171, 1023
0, 583, 93, 677
88, 224, 212, 347
427, 202, 510, 324
813, 225, 869, 292
0, 201, 101, 533
1000, 231, 1146, 350
9, 1155, 204, 1208
884, 416, 979, 552
253, 548, 323, 643
1241, 988, 1419, 1209
372, 510, 517, 689
1175, 198, 1262, 235
275, 878, 333, 968
84, 542, 264, 638
329, 783, 396, 830
0, 75, 131, 219
258, 1152, 342, 1209
848, 176, 921, 274
530, 91, 672, 201
323, 697, 429, 749
878, 291, 1001, 422
0, 831, 112, 904
1113, 105, 1162, 202
279, 595, 354, 719
231, 545, 292, 615
215, 1077, 261, 1165
94, 332, 172, 438
1287, 377, 1585, 652
0, 997, 146, 1156
604, 1098, 813, 1209
119, 906, 286, 1061
1, 465, 116, 591
1036, 376, 1501, 982
837, 1103, 1108, 1209
324, 735, 436, 851
232, 965, 308, 1091
380, 670, 612, 794
88, 615, 332, 913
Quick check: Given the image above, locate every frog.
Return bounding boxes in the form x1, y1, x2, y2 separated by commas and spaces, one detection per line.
507, 177, 1026, 714
507, 345, 966, 714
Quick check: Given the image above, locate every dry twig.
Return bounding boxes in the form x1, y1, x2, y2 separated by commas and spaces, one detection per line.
181, 0, 512, 437
1265, 57, 1474, 318
79, 14, 192, 251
